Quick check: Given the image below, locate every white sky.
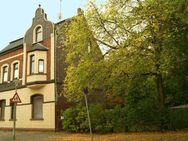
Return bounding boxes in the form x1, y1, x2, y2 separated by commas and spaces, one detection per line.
0, 0, 91, 49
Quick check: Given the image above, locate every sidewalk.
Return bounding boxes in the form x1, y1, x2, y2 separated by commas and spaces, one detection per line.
0, 131, 188, 141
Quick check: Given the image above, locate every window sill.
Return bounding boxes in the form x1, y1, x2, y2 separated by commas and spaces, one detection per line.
30, 118, 44, 121
38, 72, 44, 74
27, 73, 46, 76
2, 81, 8, 84
9, 119, 17, 121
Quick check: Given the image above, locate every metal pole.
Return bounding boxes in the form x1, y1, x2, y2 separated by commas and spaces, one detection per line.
84, 94, 93, 141
13, 79, 19, 140
13, 102, 16, 140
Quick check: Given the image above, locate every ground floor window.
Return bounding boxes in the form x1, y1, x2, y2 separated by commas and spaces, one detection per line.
0, 100, 5, 120
31, 95, 43, 119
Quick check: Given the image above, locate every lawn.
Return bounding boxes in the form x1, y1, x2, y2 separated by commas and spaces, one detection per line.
0, 131, 188, 141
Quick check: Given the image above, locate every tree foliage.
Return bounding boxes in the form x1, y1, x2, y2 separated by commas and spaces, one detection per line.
62, 0, 188, 126
85, 0, 187, 106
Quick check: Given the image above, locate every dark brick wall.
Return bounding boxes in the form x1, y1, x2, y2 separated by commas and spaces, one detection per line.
24, 7, 54, 81
24, 7, 53, 47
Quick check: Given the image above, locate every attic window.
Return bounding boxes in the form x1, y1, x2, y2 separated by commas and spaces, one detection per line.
35, 26, 42, 42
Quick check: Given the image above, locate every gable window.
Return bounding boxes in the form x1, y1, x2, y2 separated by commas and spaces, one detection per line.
35, 26, 42, 42
13, 63, 19, 79
30, 55, 35, 74
38, 59, 44, 73
3, 66, 8, 82
31, 95, 43, 120
0, 100, 5, 120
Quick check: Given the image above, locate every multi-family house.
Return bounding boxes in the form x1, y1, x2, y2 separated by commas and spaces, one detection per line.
0, 5, 102, 131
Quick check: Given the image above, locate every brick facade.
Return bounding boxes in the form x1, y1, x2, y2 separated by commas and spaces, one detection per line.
0, 6, 56, 131
0, 5, 103, 131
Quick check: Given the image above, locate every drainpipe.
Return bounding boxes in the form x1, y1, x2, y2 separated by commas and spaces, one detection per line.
54, 25, 58, 132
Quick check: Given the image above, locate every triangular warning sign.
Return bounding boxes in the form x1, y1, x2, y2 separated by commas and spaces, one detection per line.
11, 92, 21, 103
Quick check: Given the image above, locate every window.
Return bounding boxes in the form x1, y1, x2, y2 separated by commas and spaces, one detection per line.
3, 66, 8, 82
38, 59, 44, 73
30, 55, 35, 74
35, 26, 42, 42
0, 100, 5, 120
13, 63, 19, 79
31, 95, 43, 119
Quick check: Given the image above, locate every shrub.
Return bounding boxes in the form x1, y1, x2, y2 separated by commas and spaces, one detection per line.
62, 107, 79, 132
62, 104, 127, 133
126, 97, 162, 131
169, 108, 188, 130
105, 105, 127, 132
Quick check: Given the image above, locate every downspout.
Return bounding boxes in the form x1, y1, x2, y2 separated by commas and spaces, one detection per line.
54, 24, 58, 132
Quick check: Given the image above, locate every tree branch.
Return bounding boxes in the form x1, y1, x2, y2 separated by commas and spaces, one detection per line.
90, 2, 121, 46
96, 38, 118, 49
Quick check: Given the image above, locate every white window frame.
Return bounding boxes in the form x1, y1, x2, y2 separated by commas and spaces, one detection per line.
30, 55, 35, 74
38, 59, 44, 73
33, 25, 43, 43
1, 64, 9, 83
11, 60, 20, 81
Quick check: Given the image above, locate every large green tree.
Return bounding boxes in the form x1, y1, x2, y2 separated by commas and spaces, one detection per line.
63, 0, 188, 108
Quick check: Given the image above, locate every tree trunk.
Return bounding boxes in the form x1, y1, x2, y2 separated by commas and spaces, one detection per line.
156, 73, 164, 109
156, 72, 166, 131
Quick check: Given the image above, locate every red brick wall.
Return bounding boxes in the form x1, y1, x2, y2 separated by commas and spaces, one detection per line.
0, 48, 23, 81
0, 48, 23, 60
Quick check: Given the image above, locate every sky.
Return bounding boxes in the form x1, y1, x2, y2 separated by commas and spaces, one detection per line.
0, 0, 91, 50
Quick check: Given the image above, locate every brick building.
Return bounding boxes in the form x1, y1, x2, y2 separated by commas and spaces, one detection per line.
0, 5, 101, 131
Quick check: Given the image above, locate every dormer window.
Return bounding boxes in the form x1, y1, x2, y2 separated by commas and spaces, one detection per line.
35, 26, 42, 42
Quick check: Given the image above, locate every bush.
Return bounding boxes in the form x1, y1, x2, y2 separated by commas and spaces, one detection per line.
89, 104, 110, 133
105, 105, 127, 132
125, 77, 165, 131
62, 107, 79, 132
169, 108, 188, 130
126, 98, 162, 131
62, 104, 127, 133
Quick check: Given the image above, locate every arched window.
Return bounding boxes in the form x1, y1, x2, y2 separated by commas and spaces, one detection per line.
0, 100, 5, 120
3, 66, 8, 82
31, 95, 43, 119
35, 26, 42, 42
13, 63, 19, 79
